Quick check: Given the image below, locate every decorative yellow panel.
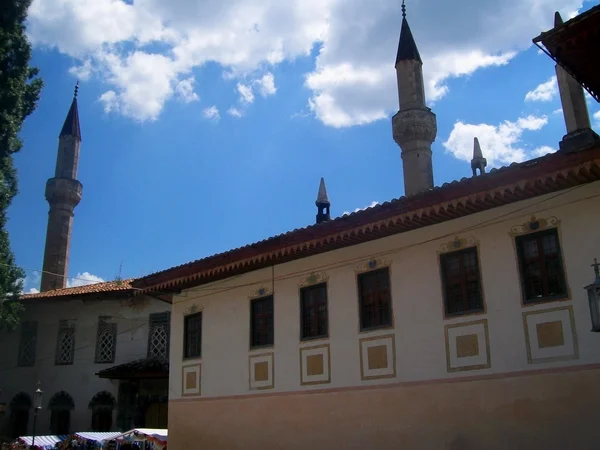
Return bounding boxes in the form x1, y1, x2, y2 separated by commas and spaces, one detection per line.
181, 364, 201, 397
300, 344, 330, 386
249, 353, 274, 390
359, 334, 396, 380
523, 306, 578, 364
445, 319, 490, 372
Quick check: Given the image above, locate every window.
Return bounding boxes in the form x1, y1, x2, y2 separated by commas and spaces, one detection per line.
18, 321, 37, 367
89, 391, 115, 432
55, 321, 75, 365
148, 312, 170, 358
95, 319, 117, 363
184, 312, 202, 359
300, 283, 328, 340
250, 296, 274, 348
440, 247, 484, 316
516, 228, 567, 303
357, 268, 392, 331
48, 391, 74, 435
8, 393, 31, 438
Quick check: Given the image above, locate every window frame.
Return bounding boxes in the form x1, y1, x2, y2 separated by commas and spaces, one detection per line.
357, 267, 393, 332
147, 312, 171, 358
94, 320, 117, 364
55, 321, 75, 366
250, 295, 274, 349
299, 283, 329, 341
439, 246, 485, 318
17, 321, 38, 367
183, 312, 203, 359
515, 227, 568, 305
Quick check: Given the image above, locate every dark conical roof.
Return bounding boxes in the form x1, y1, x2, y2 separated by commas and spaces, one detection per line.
395, 16, 422, 64
60, 84, 81, 141
554, 11, 564, 27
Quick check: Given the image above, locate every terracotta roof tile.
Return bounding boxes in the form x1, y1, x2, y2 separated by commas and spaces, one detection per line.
21, 279, 135, 300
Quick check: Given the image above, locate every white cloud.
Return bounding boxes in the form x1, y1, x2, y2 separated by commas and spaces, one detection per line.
254, 72, 277, 97
175, 77, 199, 103
67, 272, 105, 288
227, 107, 244, 118
237, 83, 255, 104
553, 108, 563, 115
26, 0, 583, 125
443, 114, 550, 167
27, 288, 40, 294
525, 76, 557, 102
593, 110, 600, 127
203, 105, 220, 120
342, 200, 379, 216
532, 145, 555, 157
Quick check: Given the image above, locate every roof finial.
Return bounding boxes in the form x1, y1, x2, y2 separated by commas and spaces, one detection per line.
471, 137, 487, 177
74, 81, 79, 99
401, 0, 406, 18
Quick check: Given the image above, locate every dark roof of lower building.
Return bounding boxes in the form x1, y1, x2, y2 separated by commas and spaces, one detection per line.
96, 356, 169, 380
533, 4, 600, 102
133, 144, 600, 295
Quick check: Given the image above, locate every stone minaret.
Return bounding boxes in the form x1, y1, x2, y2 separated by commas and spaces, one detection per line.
315, 177, 331, 224
554, 12, 599, 152
471, 137, 487, 176
40, 84, 83, 292
392, 1, 437, 197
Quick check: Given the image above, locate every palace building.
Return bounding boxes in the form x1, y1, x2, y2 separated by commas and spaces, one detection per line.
132, 5, 600, 450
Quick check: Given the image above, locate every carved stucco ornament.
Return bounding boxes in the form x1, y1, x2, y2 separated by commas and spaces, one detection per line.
440, 236, 478, 253
509, 215, 560, 236
298, 272, 329, 288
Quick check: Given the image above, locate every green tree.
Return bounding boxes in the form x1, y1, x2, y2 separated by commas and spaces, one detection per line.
0, 0, 43, 331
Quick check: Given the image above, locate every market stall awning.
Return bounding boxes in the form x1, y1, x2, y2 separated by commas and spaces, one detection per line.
17, 435, 68, 449
112, 429, 168, 447
533, 4, 600, 102
96, 357, 169, 380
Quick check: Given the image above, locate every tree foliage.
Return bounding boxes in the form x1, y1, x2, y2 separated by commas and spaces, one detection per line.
0, 0, 43, 331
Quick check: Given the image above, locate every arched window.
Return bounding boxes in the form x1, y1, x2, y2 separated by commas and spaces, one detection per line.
9, 392, 31, 438
88, 391, 116, 432
48, 391, 74, 435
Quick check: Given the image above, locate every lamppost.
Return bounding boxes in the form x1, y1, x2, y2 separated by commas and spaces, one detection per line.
30, 381, 43, 450
585, 258, 600, 332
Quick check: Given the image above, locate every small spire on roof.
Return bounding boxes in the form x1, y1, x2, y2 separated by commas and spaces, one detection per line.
316, 177, 330, 206
74, 80, 79, 98
554, 11, 564, 27
401, 0, 406, 18
315, 177, 331, 224
471, 137, 487, 177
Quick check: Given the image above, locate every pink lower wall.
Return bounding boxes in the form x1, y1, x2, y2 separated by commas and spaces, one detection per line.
168, 367, 600, 450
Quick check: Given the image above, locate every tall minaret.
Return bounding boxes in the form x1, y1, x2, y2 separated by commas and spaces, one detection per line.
40, 83, 83, 292
392, 1, 437, 197
315, 177, 331, 224
554, 12, 599, 152
471, 137, 487, 176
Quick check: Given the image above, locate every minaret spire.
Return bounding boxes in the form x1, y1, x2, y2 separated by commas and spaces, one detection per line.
471, 137, 487, 176
392, 1, 437, 196
40, 83, 84, 291
553, 12, 599, 152
315, 178, 331, 224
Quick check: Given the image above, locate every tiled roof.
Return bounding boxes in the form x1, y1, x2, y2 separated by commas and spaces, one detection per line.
96, 356, 169, 379
133, 144, 600, 294
21, 279, 135, 300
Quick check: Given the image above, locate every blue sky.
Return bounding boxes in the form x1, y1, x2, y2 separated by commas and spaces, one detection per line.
10, 0, 600, 292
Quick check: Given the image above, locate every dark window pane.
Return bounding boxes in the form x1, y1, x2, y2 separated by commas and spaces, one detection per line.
440, 247, 484, 316
358, 268, 392, 330
184, 312, 202, 359
251, 296, 274, 348
300, 283, 328, 340
516, 228, 567, 303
